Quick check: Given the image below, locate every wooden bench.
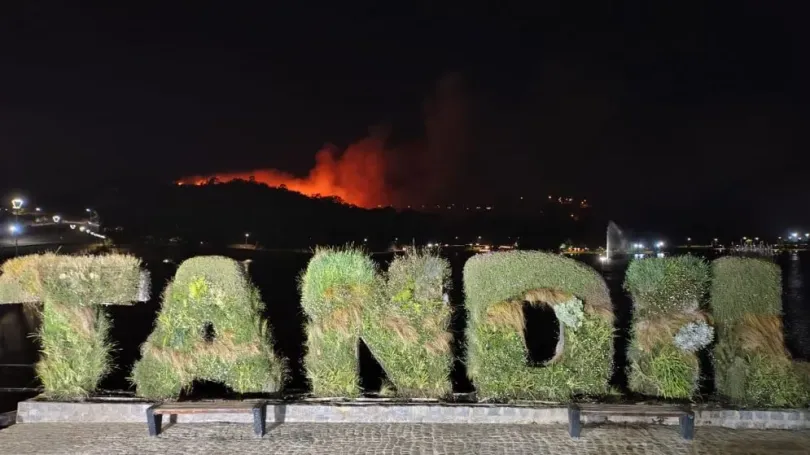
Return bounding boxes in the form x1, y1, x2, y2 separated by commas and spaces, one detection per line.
146, 401, 267, 437
568, 404, 694, 440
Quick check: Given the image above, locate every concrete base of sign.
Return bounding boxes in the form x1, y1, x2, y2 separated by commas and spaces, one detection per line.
14, 398, 810, 430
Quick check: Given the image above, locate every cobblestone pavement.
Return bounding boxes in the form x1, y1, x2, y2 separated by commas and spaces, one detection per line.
1, 422, 809, 454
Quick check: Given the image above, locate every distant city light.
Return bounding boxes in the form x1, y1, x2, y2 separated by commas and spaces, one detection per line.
11, 198, 24, 210
791, 232, 799, 238
755, 237, 759, 241
714, 238, 719, 242
70, 224, 76, 230
53, 215, 61, 223
687, 237, 691, 241
79, 226, 86, 232
657, 252, 665, 258
655, 241, 665, 248
85, 208, 92, 213
35, 207, 41, 212
599, 255, 608, 262
8, 224, 19, 234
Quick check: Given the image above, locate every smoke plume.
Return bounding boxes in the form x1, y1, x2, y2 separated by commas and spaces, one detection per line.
177, 73, 471, 208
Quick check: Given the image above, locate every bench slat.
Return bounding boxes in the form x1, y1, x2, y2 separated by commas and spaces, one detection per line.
153, 401, 262, 415
577, 404, 689, 417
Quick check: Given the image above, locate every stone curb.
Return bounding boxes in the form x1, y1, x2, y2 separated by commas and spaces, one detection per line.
15, 400, 810, 430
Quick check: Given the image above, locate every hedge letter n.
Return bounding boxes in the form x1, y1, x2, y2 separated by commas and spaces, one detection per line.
300, 248, 453, 398
0, 254, 150, 399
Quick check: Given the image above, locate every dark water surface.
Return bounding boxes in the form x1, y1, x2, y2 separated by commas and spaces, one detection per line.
2, 248, 810, 411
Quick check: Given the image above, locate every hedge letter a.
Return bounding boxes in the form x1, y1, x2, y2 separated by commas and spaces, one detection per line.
132, 256, 285, 399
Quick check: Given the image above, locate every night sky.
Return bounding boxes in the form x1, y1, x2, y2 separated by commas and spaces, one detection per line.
1, 2, 808, 236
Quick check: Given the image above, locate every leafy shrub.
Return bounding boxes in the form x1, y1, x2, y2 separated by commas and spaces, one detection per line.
132, 256, 284, 399
464, 251, 614, 401
554, 297, 584, 330
674, 321, 714, 353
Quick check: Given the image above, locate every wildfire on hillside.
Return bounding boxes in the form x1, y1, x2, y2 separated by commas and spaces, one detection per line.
176, 137, 389, 208
177, 72, 471, 209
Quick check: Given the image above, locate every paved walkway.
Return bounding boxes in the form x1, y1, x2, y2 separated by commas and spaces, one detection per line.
1, 422, 809, 454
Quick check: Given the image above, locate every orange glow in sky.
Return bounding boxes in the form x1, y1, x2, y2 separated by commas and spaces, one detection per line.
176, 137, 388, 208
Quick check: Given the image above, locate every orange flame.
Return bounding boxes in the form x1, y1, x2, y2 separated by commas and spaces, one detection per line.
176, 137, 389, 208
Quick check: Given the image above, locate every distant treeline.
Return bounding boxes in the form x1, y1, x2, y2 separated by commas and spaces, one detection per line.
90, 181, 595, 249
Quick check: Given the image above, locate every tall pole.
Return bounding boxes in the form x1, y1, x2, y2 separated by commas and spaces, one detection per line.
11, 198, 23, 257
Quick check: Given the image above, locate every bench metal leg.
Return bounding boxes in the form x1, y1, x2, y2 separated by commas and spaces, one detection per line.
146, 405, 162, 437
568, 405, 582, 438
679, 413, 694, 440
252, 402, 266, 437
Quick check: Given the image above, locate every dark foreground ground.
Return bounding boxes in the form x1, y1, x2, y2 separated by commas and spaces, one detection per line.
2, 422, 810, 455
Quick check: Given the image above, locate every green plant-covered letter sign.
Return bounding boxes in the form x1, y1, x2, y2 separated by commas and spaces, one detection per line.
301, 248, 453, 398
464, 251, 614, 400
624, 256, 713, 398
131, 256, 285, 399
710, 257, 810, 407
0, 254, 149, 399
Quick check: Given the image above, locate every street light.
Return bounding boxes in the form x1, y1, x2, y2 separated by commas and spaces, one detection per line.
8, 224, 20, 256
10, 199, 24, 256
244, 233, 250, 246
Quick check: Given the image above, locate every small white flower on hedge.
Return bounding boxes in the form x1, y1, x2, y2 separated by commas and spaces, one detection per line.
674, 321, 714, 352
554, 297, 584, 330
